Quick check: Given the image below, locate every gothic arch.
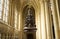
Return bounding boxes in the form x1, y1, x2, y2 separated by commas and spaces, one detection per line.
20, 0, 40, 13
23, 5, 35, 17
22, 5, 37, 39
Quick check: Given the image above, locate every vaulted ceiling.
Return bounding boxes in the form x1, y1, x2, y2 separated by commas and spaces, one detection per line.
13, 0, 41, 12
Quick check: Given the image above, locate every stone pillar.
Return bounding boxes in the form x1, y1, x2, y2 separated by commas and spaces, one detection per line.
20, 11, 24, 39
8, 0, 13, 26
36, 10, 42, 39
55, 0, 60, 29
50, 0, 59, 39
40, 0, 47, 39
44, 0, 52, 39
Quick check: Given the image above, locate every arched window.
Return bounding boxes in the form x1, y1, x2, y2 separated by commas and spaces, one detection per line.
0, 0, 3, 19
3, 0, 9, 22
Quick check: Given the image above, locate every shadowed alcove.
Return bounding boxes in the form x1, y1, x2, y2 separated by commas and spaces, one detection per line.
22, 5, 37, 39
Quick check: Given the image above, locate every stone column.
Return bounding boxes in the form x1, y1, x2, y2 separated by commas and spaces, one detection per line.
20, 11, 23, 39
55, 0, 60, 29
8, 0, 12, 25
44, 0, 52, 39
50, 0, 59, 39
36, 10, 42, 39
40, 0, 47, 39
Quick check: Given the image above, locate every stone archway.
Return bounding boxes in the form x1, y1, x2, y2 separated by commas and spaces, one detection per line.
22, 5, 37, 39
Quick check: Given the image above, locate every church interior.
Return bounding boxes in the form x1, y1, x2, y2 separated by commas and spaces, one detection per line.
0, 0, 60, 39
